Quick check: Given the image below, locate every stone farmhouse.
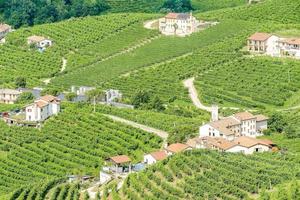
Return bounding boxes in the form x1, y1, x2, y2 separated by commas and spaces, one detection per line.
25, 95, 60, 122
0, 23, 12, 43
27, 35, 53, 50
165, 143, 191, 156
0, 89, 22, 104
248, 32, 300, 59
199, 111, 268, 140
159, 12, 199, 36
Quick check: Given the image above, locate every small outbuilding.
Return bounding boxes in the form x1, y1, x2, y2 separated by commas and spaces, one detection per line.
27, 35, 53, 50
144, 150, 168, 165
165, 143, 191, 156
107, 155, 132, 174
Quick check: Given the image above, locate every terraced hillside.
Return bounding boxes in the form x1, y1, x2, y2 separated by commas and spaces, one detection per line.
118, 150, 300, 200
0, 103, 162, 198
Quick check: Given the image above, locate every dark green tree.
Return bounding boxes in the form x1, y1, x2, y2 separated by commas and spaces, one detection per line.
132, 90, 151, 108
16, 92, 34, 104
150, 96, 165, 111
15, 77, 27, 88
161, 0, 193, 12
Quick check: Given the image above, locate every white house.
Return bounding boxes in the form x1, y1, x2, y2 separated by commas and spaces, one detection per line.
105, 89, 122, 103
144, 151, 168, 165
27, 35, 53, 50
0, 24, 12, 43
25, 95, 60, 122
226, 136, 273, 155
0, 89, 22, 104
278, 38, 300, 59
248, 32, 280, 56
159, 13, 199, 36
71, 86, 95, 96
199, 111, 268, 139
188, 136, 274, 155
248, 32, 300, 59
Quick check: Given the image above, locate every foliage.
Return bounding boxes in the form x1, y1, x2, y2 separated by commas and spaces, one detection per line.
161, 0, 193, 12
15, 92, 34, 104
65, 92, 77, 101
191, 0, 246, 12
14, 77, 26, 88
3, 0, 109, 28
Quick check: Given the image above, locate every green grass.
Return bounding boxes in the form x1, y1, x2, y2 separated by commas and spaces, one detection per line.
192, 0, 246, 12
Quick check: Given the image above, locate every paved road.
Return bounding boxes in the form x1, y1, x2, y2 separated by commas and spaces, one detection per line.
104, 114, 169, 139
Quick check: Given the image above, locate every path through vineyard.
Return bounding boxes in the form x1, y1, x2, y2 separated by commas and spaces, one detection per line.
104, 114, 169, 141
43, 57, 68, 85
144, 19, 158, 29
183, 77, 213, 112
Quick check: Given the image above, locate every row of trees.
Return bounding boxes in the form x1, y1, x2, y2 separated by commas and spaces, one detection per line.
0, 0, 193, 28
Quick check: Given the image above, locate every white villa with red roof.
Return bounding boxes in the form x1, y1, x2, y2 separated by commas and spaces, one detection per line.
159, 13, 199, 36
248, 32, 300, 59
25, 95, 60, 122
199, 111, 268, 140
27, 35, 53, 50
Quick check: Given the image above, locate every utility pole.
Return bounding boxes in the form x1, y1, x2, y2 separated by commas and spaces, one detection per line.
93, 96, 96, 113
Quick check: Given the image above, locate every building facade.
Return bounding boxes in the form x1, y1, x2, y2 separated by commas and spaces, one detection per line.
25, 95, 60, 122
159, 13, 199, 36
0, 24, 11, 43
0, 89, 22, 104
199, 112, 268, 139
248, 32, 300, 59
27, 35, 53, 50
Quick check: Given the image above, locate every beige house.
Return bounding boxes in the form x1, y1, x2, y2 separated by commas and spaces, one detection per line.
159, 13, 199, 36
247, 32, 279, 55
27, 35, 53, 50
0, 24, 12, 43
0, 89, 22, 104
200, 111, 268, 140
278, 38, 300, 58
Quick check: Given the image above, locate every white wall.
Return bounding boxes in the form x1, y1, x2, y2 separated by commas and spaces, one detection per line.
199, 124, 234, 140
266, 35, 280, 56
144, 154, 157, 165
240, 119, 256, 137
256, 120, 268, 132
227, 144, 270, 155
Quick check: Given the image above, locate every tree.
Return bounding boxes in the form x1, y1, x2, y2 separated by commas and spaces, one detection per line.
16, 92, 34, 104
268, 113, 287, 133
86, 89, 105, 102
161, 0, 193, 12
15, 77, 27, 88
132, 90, 150, 108
284, 124, 298, 139
150, 96, 165, 111
41, 88, 59, 96
65, 92, 77, 101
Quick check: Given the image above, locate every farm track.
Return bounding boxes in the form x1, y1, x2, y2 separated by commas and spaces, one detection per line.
43, 57, 67, 85
104, 114, 169, 140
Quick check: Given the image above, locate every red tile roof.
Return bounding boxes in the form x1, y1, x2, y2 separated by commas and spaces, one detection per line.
150, 151, 167, 161
165, 13, 179, 19
234, 136, 272, 148
28, 35, 46, 43
40, 95, 59, 102
110, 155, 131, 164
248, 32, 272, 41
282, 38, 300, 45
166, 143, 189, 153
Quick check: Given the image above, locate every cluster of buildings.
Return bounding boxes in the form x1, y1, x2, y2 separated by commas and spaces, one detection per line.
248, 32, 300, 59
0, 89, 22, 104
158, 12, 217, 37
0, 23, 12, 43
27, 35, 53, 51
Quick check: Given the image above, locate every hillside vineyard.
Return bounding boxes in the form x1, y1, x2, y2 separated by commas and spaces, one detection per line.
0, 0, 300, 199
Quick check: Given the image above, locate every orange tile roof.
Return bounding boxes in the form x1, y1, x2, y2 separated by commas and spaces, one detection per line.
234, 136, 271, 148
110, 155, 131, 164
150, 151, 167, 161
40, 95, 58, 102
201, 137, 236, 150
36, 100, 48, 108
0, 24, 11, 33
166, 143, 189, 153
282, 38, 300, 45
234, 112, 256, 121
255, 114, 269, 122
248, 32, 272, 41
